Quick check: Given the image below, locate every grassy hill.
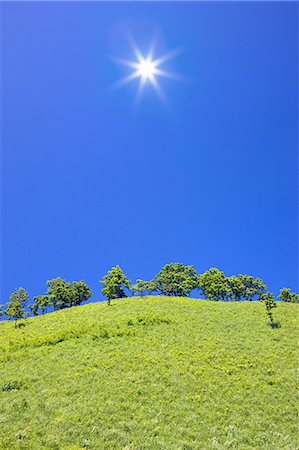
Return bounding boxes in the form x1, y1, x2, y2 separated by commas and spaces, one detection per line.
0, 297, 298, 450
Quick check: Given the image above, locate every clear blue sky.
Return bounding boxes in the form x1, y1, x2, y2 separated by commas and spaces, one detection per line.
1, 1, 298, 303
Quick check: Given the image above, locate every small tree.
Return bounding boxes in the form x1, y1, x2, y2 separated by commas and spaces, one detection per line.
261, 292, 277, 326
100, 266, 130, 306
29, 295, 52, 316
155, 263, 197, 297
131, 279, 156, 297
226, 276, 244, 301
197, 268, 230, 301
278, 288, 299, 304
147, 280, 157, 296
46, 278, 92, 310
238, 274, 267, 301
5, 288, 29, 327
72, 281, 92, 307
47, 277, 70, 310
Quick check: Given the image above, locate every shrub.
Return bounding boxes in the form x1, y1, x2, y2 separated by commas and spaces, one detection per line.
155, 263, 197, 297
100, 266, 130, 306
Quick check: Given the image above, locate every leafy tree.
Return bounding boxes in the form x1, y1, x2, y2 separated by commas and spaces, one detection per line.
5, 288, 29, 326
29, 295, 52, 316
226, 275, 244, 301
131, 279, 156, 297
260, 292, 277, 326
198, 268, 230, 301
72, 281, 92, 307
237, 274, 266, 301
46, 277, 69, 310
278, 288, 299, 304
46, 278, 92, 310
145, 280, 157, 295
100, 266, 130, 305
155, 263, 197, 297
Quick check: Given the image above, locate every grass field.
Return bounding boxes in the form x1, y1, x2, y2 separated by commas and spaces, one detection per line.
0, 297, 298, 449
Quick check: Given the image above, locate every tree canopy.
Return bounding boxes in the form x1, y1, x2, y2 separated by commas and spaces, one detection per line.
29, 295, 52, 316
28, 278, 92, 314
2, 263, 298, 321
100, 266, 130, 305
131, 279, 156, 297
237, 274, 267, 301
198, 268, 229, 301
198, 270, 267, 302
4, 287, 29, 325
155, 263, 197, 297
46, 278, 92, 310
278, 288, 299, 304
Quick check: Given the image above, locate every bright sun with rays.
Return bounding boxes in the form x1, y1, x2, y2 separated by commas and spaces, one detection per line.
137, 59, 156, 80
112, 37, 183, 103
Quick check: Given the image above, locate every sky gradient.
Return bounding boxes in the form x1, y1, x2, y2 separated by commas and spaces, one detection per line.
1, 1, 298, 304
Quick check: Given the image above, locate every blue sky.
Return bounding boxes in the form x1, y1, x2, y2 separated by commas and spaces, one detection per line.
1, 1, 298, 303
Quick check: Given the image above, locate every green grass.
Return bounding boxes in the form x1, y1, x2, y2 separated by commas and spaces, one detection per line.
0, 297, 298, 449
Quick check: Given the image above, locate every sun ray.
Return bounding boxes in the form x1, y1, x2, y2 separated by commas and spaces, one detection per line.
111, 57, 140, 70
146, 32, 159, 61
152, 46, 183, 67
126, 34, 144, 63
112, 70, 140, 90
153, 68, 185, 82
134, 76, 147, 108
112, 38, 183, 103
150, 75, 169, 106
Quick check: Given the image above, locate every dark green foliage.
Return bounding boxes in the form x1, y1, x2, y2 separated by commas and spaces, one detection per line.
278, 287, 299, 303
100, 265, 130, 305
198, 270, 267, 302
261, 292, 277, 325
2, 380, 23, 392
226, 275, 244, 301
198, 268, 230, 301
47, 278, 72, 310
155, 263, 197, 296
131, 279, 156, 296
29, 295, 51, 316
4, 288, 29, 326
46, 278, 92, 311
72, 280, 93, 306
237, 274, 267, 301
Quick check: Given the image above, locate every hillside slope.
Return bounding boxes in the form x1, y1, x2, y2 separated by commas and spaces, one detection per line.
0, 297, 298, 449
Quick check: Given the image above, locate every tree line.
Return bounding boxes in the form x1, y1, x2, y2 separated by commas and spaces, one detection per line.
1, 263, 298, 326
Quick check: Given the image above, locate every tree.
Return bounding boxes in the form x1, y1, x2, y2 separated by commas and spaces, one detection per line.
155, 263, 197, 297
197, 268, 230, 301
131, 279, 156, 297
237, 274, 266, 301
260, 292, 277, 326
100, 266, 130, 305
226, 276, 244, 301
46, 277, 70, 310
72, 281, 92, 307
46, 278, 92, 310
146, 280, 157, 296
5, 288, 29, 326
278, 288, 299, 304
29, 295, 52, 316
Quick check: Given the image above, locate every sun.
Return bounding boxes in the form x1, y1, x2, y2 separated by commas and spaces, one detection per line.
112, 38, 183, 102
137, 59, 156, 80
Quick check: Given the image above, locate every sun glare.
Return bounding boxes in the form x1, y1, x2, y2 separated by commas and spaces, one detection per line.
112, 38, 183, 103
137, 59, 155, 80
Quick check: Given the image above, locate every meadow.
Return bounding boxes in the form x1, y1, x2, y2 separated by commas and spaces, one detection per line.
0, 297, 298, 449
